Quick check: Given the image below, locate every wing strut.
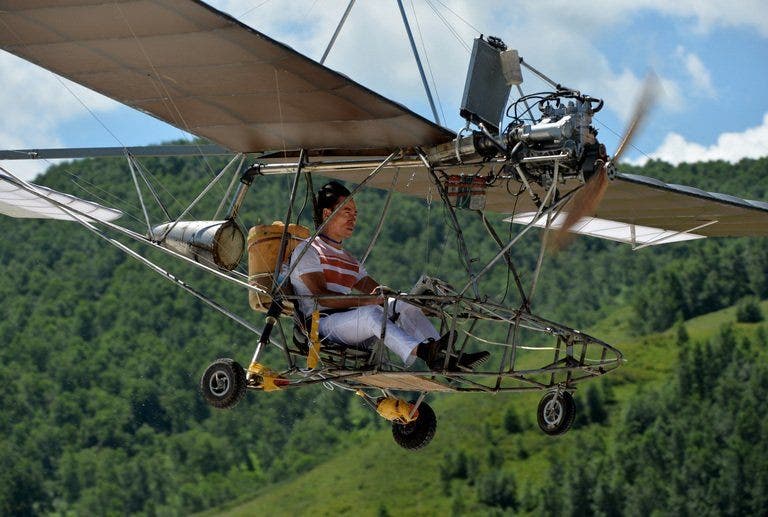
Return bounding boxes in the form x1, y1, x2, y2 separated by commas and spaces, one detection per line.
396, 0, 441, 125
320, 0, 357, 64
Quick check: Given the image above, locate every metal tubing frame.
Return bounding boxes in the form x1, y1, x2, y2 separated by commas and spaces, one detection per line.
215, 154, 247, 220
0, 167, 265, 296
419, 155, 480, 298
126, 152, 154, 237
272, 150, 306, 294
457, 175, 567, 297
304, 169, 321, 229
128, 153, 172, 221
527, 160, 561, 302
478, 211, 529, 308
256, 157, 422, 176
519, 58, 572, 92
158, 153, 244, 241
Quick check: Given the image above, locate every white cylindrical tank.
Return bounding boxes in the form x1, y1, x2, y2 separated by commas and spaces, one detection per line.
152, 220, 245, 271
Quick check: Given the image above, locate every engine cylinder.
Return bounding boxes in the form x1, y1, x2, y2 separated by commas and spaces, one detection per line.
151, 220, 245, 270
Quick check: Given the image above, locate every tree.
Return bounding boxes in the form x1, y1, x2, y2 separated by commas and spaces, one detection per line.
736, 296, 764, 323
476, 470, 517, 510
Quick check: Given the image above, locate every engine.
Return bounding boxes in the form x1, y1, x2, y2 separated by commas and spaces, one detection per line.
502, 91, 607, 185
427, 35, 610, 197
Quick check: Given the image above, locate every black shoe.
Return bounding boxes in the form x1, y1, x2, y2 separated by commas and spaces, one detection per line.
428, 350, 491, 372
457, 351, 490, 370
416, 332, 454, 366
428, 353, 459, 371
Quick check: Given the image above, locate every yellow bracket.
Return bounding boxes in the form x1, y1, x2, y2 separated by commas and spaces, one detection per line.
248, 362, 289, 392
376, 397, 418, 424
307, 310, 321, 369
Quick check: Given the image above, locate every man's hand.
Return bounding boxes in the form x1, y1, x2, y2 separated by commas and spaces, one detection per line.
371, 285, 396, 296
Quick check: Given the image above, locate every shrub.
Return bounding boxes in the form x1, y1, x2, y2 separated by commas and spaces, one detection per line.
736, 296, 764, 323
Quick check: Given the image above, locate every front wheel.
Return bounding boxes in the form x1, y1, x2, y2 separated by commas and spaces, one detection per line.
200, 358, 247, 409
392, 401, 437, 450
537, 391, 575, 436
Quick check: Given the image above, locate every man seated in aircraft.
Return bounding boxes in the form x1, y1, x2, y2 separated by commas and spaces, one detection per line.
289, 181, 489, 370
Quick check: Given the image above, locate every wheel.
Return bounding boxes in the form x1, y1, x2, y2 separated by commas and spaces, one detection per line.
200, 358, 247, 409
392, 401, 437, 450
537, 391, 576, 436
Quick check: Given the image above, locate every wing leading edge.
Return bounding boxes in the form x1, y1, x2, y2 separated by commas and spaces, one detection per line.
0, 0, 454, 154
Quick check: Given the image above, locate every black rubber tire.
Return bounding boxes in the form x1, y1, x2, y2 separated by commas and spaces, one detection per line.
200, 358, 247, 409
392, 401, 437, 450
537, 391, 576, 436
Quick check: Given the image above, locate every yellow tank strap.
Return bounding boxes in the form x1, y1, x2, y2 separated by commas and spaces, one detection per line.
307, 310, 321, 369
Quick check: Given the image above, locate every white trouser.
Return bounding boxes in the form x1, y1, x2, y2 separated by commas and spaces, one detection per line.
318, 299, 440, 365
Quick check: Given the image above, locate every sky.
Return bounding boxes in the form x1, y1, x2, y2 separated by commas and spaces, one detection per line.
1, 0, 767, 181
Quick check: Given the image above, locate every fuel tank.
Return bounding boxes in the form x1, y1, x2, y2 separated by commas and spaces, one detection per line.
151, 220, 245, 271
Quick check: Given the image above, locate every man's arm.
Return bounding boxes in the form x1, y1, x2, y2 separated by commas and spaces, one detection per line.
300, 272, 383, 309
354, 275, 381, 296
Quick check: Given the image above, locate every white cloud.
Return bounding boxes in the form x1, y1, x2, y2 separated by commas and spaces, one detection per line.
649, 0, 768, 37
509, 0, 768, 38
676, 46, 716, 98
631, 112, 768, 165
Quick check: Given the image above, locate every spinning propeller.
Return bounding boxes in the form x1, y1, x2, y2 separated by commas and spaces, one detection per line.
554, 74, 659, 248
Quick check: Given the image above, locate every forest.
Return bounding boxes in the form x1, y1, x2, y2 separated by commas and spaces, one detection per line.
0, 153, 766, 515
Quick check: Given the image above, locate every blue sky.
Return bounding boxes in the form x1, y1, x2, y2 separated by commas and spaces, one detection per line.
1, 0, 767, 180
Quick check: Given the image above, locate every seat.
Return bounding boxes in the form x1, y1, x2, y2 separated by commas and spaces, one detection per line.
291, 310, 380, 368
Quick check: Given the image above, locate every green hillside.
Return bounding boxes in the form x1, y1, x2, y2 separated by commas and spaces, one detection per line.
0, 154, 766, 515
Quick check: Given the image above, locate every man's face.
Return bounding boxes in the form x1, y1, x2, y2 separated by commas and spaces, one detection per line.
323, 196, 357, 240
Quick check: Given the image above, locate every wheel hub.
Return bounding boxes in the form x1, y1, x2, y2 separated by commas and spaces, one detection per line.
542, 398, 563, 426
209, 370, 230, 397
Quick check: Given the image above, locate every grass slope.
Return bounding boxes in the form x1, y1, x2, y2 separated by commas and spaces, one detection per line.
204, 302, 768, 516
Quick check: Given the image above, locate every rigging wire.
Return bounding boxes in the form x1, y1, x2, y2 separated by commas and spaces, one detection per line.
429, 0, 483, 35
62, 169, 146, 227
424, 184, 433, 269
593, 117, 654, 162
274, 68, 289, 158
50, 77, 127, 149
408, 0, 446, 125
131, 158, 186, 215
423, 0, 471, 53
237, 0, 275, 20
498, 188, 522, 305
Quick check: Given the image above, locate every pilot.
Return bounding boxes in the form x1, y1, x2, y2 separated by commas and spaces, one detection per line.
289, 180, 489, 370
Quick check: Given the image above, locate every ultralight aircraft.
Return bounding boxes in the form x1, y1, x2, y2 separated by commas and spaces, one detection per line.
1, 0, 767, 449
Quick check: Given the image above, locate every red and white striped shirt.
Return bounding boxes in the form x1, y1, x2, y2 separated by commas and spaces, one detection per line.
289, 238, 367, 314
